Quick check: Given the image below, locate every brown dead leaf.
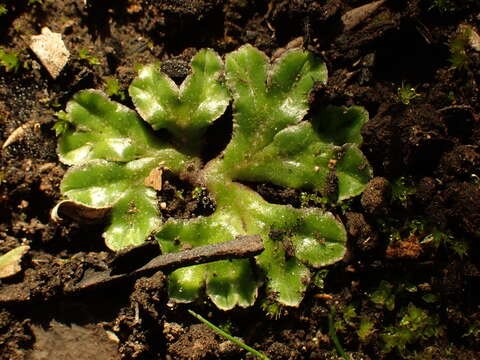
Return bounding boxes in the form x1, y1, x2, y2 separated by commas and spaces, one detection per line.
144, 167, 163, 191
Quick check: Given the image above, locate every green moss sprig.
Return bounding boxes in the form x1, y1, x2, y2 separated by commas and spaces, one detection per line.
0, 47, 20, 72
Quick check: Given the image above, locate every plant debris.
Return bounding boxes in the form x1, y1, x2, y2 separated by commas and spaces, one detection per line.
29, 27, 70, 79
0, 245, 29, 278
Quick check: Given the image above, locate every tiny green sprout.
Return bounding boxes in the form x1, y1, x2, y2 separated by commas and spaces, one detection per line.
54, 45, 372, 309
312, 268, 329, 289
333, 304, 357, 332
447, 90, 455, 102
407, 219, 426, 235
395, 82, 420, 105
104, 77, 125, 100
422, 227, 469, 258
50, 101, 62, 109
260, 299, 283, 319
342, 304, 357, 326
0, 47, 20, 72
338, 198, 354, 215
0, 4, 7, 15
450, 238, 469, 258
371, 280, 396, 311
391, 176, 415, 206
429, 0, 458, 13
463, 320, 480, 340
381, 303, 444, 355
78, 49, 101, 66
188, 309, 271, 360
449, 28, 471, 70
191, 186, 204, 200
52, 121, 69, 137
300, 191, 328, 208
174, 189, 185, 200
357, 319, 375, 342
388, 230, 402, 244
52, 110, 70, 136
421, 293, 438, 304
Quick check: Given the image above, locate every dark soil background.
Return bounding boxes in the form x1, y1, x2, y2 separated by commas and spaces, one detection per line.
1, 0, 479, 359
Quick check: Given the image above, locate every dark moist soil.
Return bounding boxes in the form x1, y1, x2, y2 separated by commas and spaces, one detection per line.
1, 0, 479, 359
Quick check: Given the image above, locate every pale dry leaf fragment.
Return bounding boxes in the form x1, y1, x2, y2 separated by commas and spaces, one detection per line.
341, 0, 386, 31
126, 2, 142, 14
459, 24, 480, 51
0, 245, 30, 279
51, 200, 111, 223
144, 167, 163, 191
105, 330, 120, 343
2, 120, 41, 149
271, 36, 304, 61
29, 27, 70, 79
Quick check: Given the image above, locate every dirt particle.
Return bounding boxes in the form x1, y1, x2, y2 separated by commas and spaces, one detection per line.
163, 322, 185, 342
0, 310, 33, 360
360, 177, 391, 215
386, 235, 423, 260
415, 177, 438, 205
167, 324, 219, 360
427, 182, 480, 238
437, 145, 480, 182
130, 271, 166, 319
28, 321, 120, 360
345, 212, 380, 256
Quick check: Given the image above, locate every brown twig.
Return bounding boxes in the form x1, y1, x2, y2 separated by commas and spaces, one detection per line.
67, 235, 264, 292
0, 236, 263, 304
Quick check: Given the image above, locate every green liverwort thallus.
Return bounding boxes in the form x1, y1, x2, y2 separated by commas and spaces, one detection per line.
55, 45, 372, 309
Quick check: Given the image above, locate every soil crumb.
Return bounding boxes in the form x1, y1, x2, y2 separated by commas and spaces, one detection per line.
167, 324, 223, 360
28, 321, 120, 360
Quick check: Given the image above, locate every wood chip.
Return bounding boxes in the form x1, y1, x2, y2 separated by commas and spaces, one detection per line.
30, 27, 70, 79
341, 0, 385, 31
